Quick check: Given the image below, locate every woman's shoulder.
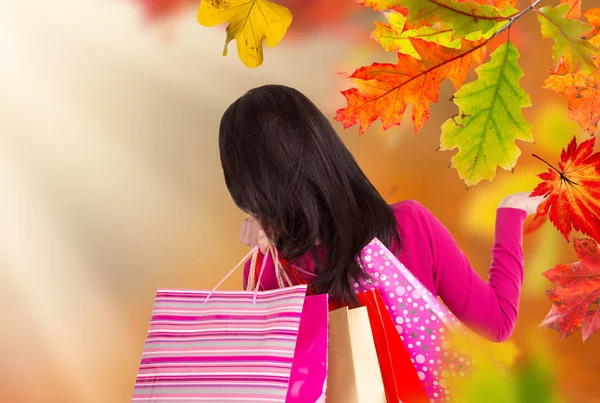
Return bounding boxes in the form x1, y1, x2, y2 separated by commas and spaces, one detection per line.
389, 200, 439, 235
390, 199, 430, 219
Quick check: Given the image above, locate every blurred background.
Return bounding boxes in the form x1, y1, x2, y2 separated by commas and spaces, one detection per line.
1, 0, 599, 402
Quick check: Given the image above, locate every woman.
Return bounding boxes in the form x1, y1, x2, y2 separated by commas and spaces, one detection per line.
219, 84, 543, 342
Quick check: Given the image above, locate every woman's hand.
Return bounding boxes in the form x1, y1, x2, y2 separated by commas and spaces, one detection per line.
498, 191, 546, 215
239, 216, 269, 254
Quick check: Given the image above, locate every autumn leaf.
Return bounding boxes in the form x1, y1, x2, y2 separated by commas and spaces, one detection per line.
560, 0, 582, 20
197, 0, 293, 68
541, 238, 600, 341
371, 10, 461, 58
359, 0, 514, 39
531, 136, 600, 243
542, 8, 600, 135
544, 71, 600, 135
335, 38, 486, 135
536, 4, 600, 74
459, 0, 518, 8
439, 41, 532, 187
584, 8, 600, 39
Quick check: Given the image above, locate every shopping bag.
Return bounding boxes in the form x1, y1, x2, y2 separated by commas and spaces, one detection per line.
326, 305, 386, 403
246, 244, 329, 402
286, 294, 328, 403
131, 245, 324, 403
358, 238, 476, 402
358, 289, 430, 403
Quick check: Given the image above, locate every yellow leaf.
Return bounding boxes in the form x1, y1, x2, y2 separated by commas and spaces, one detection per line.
197, 0, 292, 68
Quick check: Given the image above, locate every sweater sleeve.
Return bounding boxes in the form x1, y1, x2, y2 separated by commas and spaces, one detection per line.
408, 202, 527, 342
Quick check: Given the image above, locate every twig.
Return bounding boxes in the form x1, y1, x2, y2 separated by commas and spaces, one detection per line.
532, 153, 561, 174
532, 153, 579, 186
492, 0, 544, 39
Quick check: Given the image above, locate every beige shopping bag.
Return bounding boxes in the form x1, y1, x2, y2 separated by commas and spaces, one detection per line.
326, 306, 387, 403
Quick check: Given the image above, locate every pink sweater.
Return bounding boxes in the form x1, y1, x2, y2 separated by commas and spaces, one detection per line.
243, 200, 527, 342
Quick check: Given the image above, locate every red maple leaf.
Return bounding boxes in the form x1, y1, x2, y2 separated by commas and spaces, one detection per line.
335, 38, 486, 135
532, 136, 600, 243
542, 238, 600, 341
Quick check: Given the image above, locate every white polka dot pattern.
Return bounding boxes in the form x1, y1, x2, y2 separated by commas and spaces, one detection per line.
357, 238, 474, 402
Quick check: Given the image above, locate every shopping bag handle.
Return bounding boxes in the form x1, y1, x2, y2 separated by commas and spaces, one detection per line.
247, 243, 294, 290
203, 243, 280, 304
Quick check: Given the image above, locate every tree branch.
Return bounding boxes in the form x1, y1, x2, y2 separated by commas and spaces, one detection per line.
492, 0, 544, 39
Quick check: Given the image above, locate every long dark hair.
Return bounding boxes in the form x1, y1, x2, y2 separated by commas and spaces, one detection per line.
219, 84, 399, 305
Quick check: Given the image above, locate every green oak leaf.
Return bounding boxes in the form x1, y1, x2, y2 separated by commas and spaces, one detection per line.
360, 0, 516, 40
537, 4, 600, 74
440, 41, 533, 187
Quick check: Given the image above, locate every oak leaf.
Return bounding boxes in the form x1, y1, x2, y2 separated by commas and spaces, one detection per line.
439, 41, 532, 186
541, 238, 600, 341
536, 4, 600, 74
371, 10, 461, 58
197, 0, 292, 68
357, 0, 514, 39
335, 38, 486, 135
531, 136, 600, 243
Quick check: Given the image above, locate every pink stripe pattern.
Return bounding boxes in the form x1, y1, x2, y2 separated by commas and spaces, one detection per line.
131, 285, 308, 402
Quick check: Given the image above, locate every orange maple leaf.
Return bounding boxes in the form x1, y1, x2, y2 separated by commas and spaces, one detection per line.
541, 238, 600, 342
532, 136, 600, 243
335, 38, 486, 135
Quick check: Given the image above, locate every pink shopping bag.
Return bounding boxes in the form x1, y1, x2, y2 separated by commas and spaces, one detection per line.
357, 238, 475, 402
286, 294, 328, 403
131, 245, 328, 403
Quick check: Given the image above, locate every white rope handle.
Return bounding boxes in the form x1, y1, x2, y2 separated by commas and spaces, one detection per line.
246, 242, 293, 291
204, 246, 258, 303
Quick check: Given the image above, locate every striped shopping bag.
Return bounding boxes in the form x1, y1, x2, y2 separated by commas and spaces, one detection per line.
131, 246, 313, 403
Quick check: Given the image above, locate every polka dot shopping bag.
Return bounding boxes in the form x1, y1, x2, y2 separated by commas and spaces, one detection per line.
357, 238, 477, 403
